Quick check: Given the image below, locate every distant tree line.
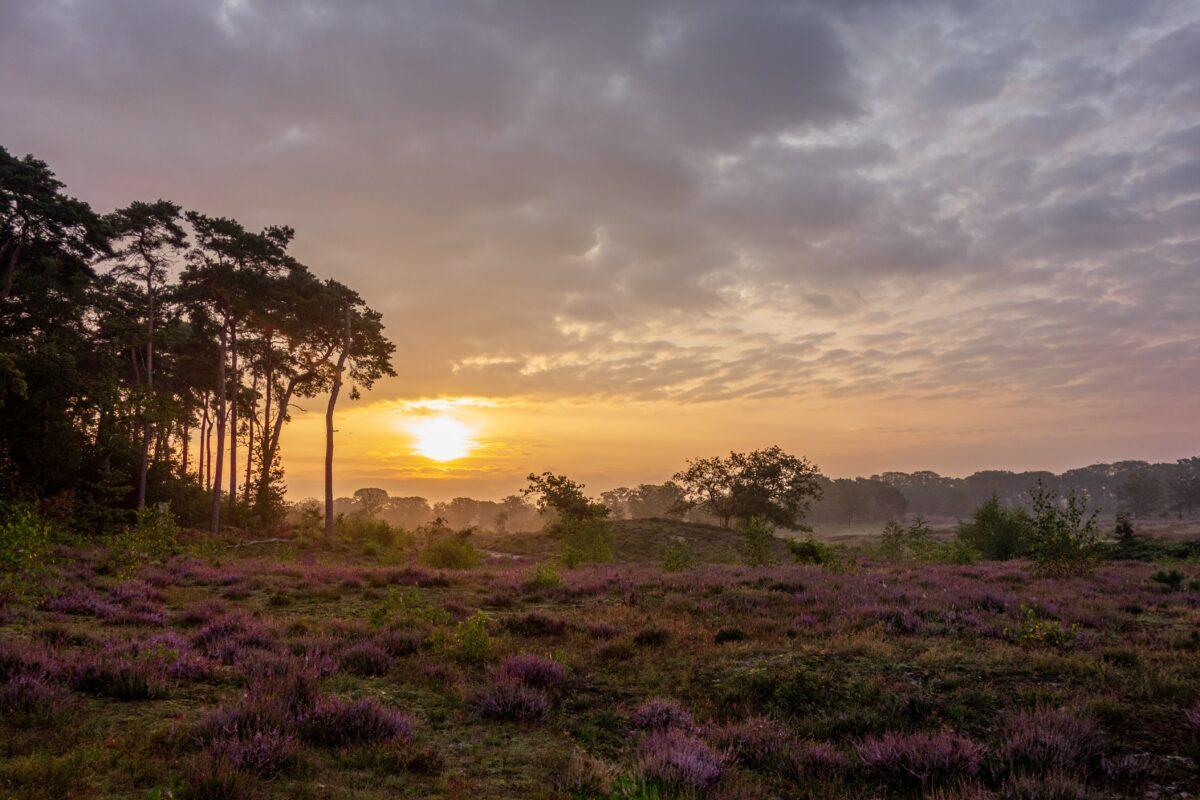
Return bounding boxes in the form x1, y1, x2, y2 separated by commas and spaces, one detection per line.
0, 145, 395, 536
324, 455, 1200, 534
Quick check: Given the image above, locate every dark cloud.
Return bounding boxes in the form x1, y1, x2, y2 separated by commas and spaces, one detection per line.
0, 0, 1198, 423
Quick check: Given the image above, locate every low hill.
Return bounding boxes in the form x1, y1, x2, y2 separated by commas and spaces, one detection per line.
477, 517, 792, 564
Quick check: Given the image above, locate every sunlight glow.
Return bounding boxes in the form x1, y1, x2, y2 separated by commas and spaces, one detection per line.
409, 415, 476, 461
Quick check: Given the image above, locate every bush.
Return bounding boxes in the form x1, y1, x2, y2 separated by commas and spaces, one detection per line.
0, 502, 54, 597
557, 515, 614, 568
445, 611, 492, 663
787, 536, 834, 565
660, 540, 693, 572
475, 678, 550, 722
879, 516, 938, 561
1151, 569, 1185, 591
1026, 482, 1099, 576
998, 707, 1104, 775
855, 729, 984, 789
742, 516, 776, 567
340, 640, 393, 676
957, 494, 1030, 560
637, 728, 724, 791
107, 504, 180, 574
524, 562, 563, 591
630, 698, 694, 732
420, 526, 482, 570
298, 696, 413, 747
497, 654, 566, 689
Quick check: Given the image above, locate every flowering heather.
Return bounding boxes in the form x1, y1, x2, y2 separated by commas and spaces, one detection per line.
41, 590, 119, 620
109, 580, 164, 605
297, 696, 413, 747
503, 611, 568, 637
376, 629, 424, 657
637, 728, 725, 791
855, 729, 984, 789
793, 742, 851, 780
710, 716, 793, 772
630, 697, 695, 732
68, 648, 168, 700
174, 601, 228, 628
999, 708, 1105, 775
0, 673, 67, 721
497, 654, 566, 689
209, 728, 299, 777
339, 640, 392, 676
475, 678, 550, 723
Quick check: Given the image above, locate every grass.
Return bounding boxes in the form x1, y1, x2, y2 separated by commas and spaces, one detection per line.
0, 525, 1198, 798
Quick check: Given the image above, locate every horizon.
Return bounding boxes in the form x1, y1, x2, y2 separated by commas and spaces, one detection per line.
4, 1, 1199, 503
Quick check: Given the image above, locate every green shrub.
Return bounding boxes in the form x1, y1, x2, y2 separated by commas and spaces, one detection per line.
525, 562, 564, 590
956, 494, 1030, 560
879, 516, 935, 561
659, 540, 693, 572
786, 536, 834, 565
742, 516, 776, 567
0, 503, 54, 597
445, 610, 492, 663
420, 525, 482, 570
107, 504, 179, 574
558, 515, 614, 568
1026, 481, 1098, 576
1151, 569, 1185, 591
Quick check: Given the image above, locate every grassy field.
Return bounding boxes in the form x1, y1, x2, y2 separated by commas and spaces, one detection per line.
1, 526, 1199, 799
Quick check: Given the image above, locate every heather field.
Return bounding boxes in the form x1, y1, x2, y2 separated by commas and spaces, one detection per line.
2, 532, 1199, 800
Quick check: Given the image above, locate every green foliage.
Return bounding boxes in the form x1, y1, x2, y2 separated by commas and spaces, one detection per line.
673, 445, 822, 529
558, 515, 614, 568
0, 502, 54, 597
1012, 604, 1078, 648
659, 540, 693, 572
525, 562, 564, 590
443, 610, 492, 663
525, 472, 609, 522
879, 516, 934, 560
741, 516, 776, 567
1026, 480, 1099, 576
786, 536, 835, 565
1150, 569, 1185, 591
956, 494, 1030, 560
106, 504, 179, 574
368, 586, 450, 627
420, 524, 482, 570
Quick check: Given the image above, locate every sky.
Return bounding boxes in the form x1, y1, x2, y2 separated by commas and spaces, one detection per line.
2, 0, 1199, 501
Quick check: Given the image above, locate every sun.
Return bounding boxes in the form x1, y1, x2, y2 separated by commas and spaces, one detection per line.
409, 415, 476, 462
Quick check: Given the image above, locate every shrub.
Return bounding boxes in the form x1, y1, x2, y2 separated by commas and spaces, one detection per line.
787, 536, 834, 565
209, 729, 298, 777
0, 503, 54, 597
998, 708, 1104, 775
957, 495, 1030, 560
340, 640, 392, 676
557, 515, 614, 568
420, 526, 482, 570
377, 629, 424, 657
298, 696, 413, 747
879, 516, 937, 561
710, 716, 793, 772
68, 649, 167, 700
445, 610, 492, 663
855, 729, 984, 789
180, 758, 253, 800
631, 698, 694, 731
497, 654, 565, 689
742, 516, 776, 567
475, 678, 550, 722
0, 673, 67, 723
1151, 569, 1185, 591
637, 728, 724, 791
660, 540, 693, 572
107, 504, 180, 574
524, 562, 563, 591
1026, 481, 1098, 576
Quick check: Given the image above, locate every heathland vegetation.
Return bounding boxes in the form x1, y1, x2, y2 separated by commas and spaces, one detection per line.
3, 145, 1200, 798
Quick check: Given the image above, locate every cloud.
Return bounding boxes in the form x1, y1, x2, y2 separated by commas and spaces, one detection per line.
1, 0, 1198, 427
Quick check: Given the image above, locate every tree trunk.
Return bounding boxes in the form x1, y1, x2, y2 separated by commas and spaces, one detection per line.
181, 417, 190, 481
136, 275, 156, 509
228, 320, 238, 510
324, 308, 352, 544
211, 324, 227, 534
200, 392, 210, 491
244, 370, 257, 506
0, 239, 23, 304
258, 338, 272, 510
